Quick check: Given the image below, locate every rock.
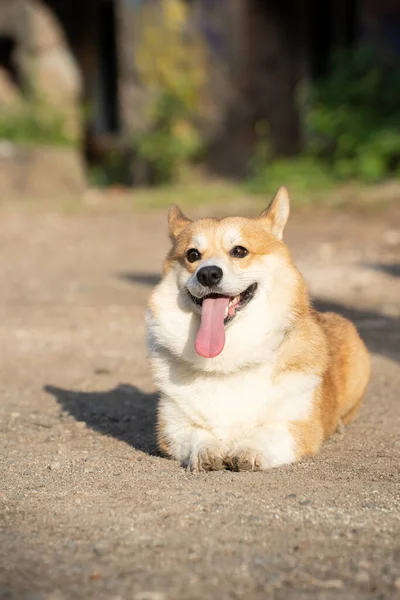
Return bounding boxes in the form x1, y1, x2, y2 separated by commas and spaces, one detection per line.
35, 48, 81, 105
134, 594, 166, 600
94, 368, 111, 375
45, 592, 65, 600
48, 461, 60, 471
92, 543, 107, 557
323, 579, 344, 589
299, 499, 312, 506
355, 570, 370, 584
0, 145, 87, 199
24, 1, 83, 138
310, 578, 344, 589
27, 2, 67, 51
0, 67, 22, 107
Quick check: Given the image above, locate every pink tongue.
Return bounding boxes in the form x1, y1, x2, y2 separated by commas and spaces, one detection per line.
195, 296, 229, 358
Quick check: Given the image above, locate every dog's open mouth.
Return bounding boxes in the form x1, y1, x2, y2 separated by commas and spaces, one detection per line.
187, 283, 257, 360
188, 283, 257, 324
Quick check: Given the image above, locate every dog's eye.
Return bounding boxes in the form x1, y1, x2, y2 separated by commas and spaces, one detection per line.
186, 248, 201, 263
230, 246, 249, 258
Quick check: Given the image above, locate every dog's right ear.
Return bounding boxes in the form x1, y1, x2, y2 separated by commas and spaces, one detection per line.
168, 205, 191, 241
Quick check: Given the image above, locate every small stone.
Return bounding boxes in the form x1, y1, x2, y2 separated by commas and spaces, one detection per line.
355, 571, 370, 584
394, 578, 400, 590
311, 578, 343, 589
323, 579, 343, 589
75, 421, 87, 429
89, 571, 101, 580
48, 461, 61, 471
94, 368, 111, 375
134, 594, 165, 600
92, 543, 107, 556
46, 592, 65, 600
299, 499, 312, 506
285, 493, 297, 499
10, 412, 20, 419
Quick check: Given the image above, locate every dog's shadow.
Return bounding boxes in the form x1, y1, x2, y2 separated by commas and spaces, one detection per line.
44, 383, 159, 455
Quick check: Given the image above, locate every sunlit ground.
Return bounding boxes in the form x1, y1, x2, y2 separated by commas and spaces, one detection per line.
1, 172, 399, 217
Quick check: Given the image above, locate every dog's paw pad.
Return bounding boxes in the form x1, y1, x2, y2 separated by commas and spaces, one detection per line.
187, 447, 226, 473
225, 448, 267, 472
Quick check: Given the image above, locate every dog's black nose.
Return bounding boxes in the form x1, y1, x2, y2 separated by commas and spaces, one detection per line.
197, 265, 223, 288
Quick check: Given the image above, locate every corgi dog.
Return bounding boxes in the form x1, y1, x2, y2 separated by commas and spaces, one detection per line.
146, 188, 370, 472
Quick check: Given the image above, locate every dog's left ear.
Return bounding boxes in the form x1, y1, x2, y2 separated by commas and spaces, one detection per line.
168, 204, 192, 241
258, 187, 290, 240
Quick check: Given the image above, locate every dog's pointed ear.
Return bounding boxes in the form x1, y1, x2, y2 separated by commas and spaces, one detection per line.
258, 187, 290, 240
168, 204, 192, 241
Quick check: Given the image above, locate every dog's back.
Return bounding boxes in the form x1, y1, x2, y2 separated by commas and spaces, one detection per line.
316, 311, 371, 435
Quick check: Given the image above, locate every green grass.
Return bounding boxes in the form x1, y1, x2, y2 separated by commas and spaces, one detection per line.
0, 100, 74, 147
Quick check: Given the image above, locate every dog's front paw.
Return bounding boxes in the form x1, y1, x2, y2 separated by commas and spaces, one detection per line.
187, 446, 226, 473
225, 447, 268, 472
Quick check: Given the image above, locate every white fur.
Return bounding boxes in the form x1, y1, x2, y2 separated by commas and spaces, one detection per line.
190, 233, 208, 254
147, 247, 319, 471
222, 225, 246, 248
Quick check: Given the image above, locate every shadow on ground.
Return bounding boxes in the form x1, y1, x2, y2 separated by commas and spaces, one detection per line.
118, 272, 161, 287
362, 262, 400, 278
44, 384, 159, 455
313, 300, 400, 362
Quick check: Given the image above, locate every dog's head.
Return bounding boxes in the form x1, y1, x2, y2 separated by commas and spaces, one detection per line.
153, 187, 305, 365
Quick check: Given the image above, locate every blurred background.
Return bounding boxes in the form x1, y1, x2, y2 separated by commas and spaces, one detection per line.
0, 0, 399, 205
1, 4, 400, 597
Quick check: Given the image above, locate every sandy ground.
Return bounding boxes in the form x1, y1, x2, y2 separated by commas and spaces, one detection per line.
1, 201, 400, 600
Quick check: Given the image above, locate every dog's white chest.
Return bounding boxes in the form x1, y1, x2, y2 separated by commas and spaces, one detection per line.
156, 356, 318, 441
186, 366, 277, 438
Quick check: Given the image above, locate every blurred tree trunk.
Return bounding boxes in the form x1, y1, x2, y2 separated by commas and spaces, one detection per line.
205, 0, 309, 178
246, 0, 308, 158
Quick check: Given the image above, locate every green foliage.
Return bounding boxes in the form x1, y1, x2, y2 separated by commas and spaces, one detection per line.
306, 45, 400, 183
88, 151, 129, 188
247, 156, 335, 195
134, 91, 203, 184
0, 99, 73, 146
132, 0, 206, 184
249, 45, 400, 194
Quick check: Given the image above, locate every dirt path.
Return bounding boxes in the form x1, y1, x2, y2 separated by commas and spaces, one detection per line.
1, 204, 400, 600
